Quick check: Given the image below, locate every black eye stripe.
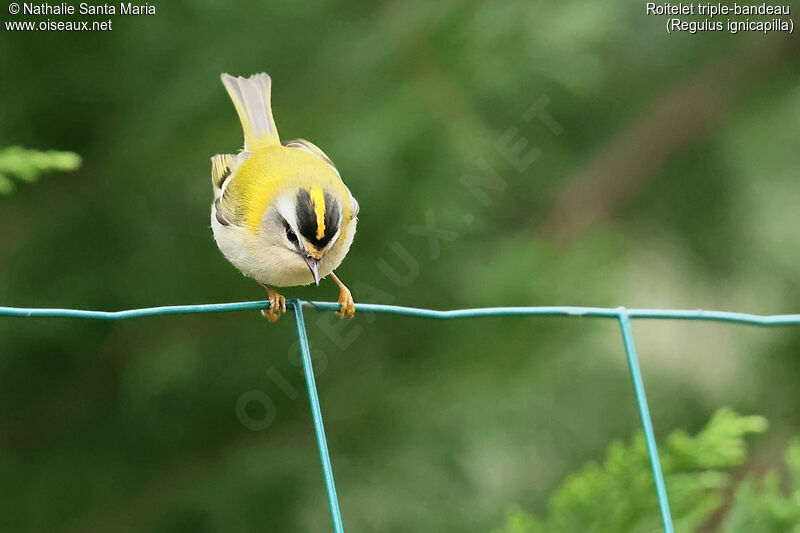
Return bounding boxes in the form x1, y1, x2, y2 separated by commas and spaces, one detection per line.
282, 219, 298, 244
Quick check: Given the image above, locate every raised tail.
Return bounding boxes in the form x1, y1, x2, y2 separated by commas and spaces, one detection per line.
220, 73, 281, 151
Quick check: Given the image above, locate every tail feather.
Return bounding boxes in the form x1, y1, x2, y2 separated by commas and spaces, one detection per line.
221, 73, 280, 151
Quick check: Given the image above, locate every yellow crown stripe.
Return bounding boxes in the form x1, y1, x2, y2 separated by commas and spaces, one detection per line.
309, 186, 326, 240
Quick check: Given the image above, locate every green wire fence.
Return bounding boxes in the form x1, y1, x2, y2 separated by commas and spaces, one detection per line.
3, 300, 800, 533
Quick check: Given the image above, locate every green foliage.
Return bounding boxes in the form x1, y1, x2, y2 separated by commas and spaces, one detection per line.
721, 438, 800, 533
0, 146, 81, 195
493, 410, 800, 533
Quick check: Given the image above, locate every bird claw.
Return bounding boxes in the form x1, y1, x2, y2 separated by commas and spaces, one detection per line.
261, 288, 286, 323
336, 286, 355, 319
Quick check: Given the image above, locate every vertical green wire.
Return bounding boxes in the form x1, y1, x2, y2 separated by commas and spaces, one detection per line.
617, 308, 674, 533
291, 300, 345, 533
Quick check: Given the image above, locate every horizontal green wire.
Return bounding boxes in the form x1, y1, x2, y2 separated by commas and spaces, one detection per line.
1, 301, 799, 326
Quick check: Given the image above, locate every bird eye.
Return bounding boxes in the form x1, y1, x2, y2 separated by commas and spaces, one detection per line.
285, 226, 298, 244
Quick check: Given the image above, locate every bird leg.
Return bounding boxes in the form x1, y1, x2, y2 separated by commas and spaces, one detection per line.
329, 272, 355, 319
260, 285, 286, 323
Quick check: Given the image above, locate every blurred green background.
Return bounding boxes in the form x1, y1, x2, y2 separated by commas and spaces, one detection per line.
1, 1, 799, 531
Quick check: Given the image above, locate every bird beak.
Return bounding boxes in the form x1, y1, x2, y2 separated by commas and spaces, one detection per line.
305, 256, 320, 286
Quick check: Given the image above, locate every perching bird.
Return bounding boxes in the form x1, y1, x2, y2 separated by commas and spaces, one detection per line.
211, 73, 358, 322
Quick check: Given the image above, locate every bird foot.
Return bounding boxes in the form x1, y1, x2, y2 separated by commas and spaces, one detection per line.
261, 287, 286, 323
336, 285, 355, 319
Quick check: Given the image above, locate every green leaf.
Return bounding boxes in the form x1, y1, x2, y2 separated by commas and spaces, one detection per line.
721, 471, 800, 533
0, 146, 82, 193
0, 174, 15, 195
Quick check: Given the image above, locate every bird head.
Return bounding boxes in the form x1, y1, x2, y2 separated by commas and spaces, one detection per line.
270, 184, 344, 285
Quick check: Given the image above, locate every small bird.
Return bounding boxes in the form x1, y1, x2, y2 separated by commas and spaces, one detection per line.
211, 73, 358, 322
